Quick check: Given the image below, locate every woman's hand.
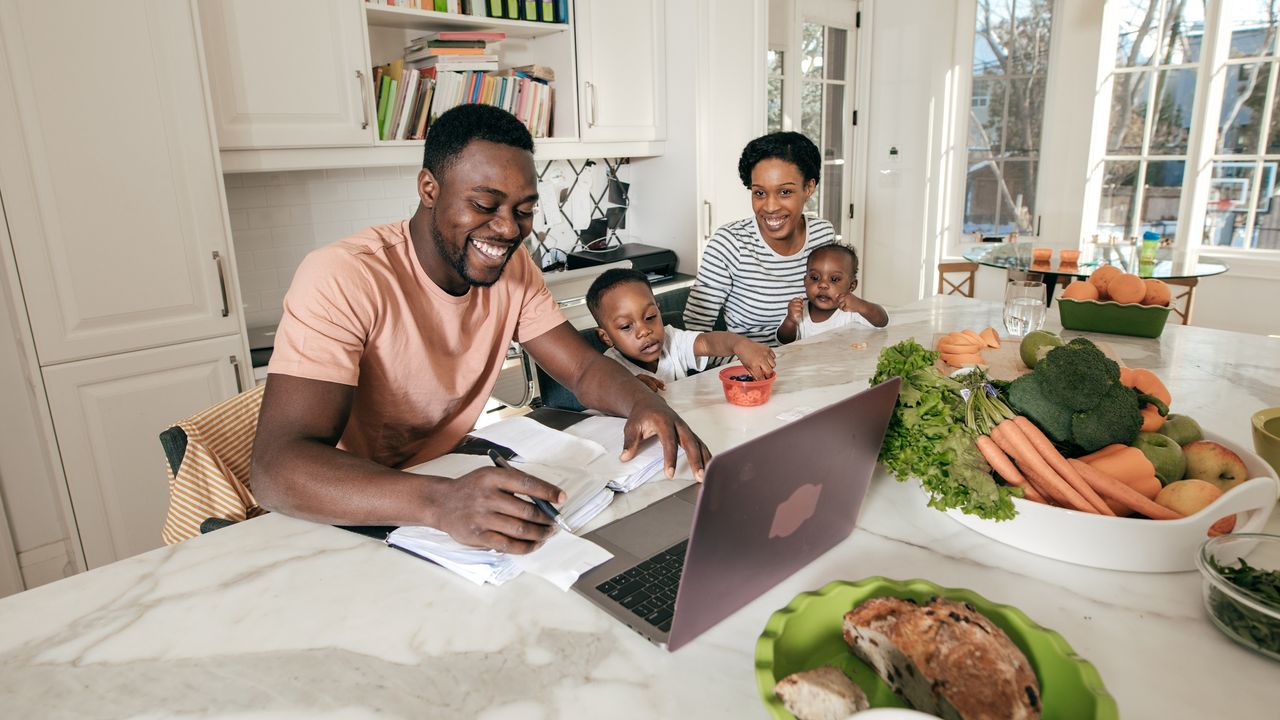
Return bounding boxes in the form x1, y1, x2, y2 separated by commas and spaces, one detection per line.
636, 374, 666, 392
733, 338, 777, 380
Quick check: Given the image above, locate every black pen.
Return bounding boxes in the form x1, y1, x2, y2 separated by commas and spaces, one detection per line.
486, 449, 573, 533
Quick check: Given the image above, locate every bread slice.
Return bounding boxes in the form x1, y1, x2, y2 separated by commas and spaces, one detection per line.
842, 596, 1041, 720
773, 665, 870, 720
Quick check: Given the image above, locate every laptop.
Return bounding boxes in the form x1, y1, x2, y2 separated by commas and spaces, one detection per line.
571, 377, 901, 651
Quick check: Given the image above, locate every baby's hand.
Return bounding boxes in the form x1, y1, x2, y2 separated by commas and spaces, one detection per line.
836, 293, 864, 313
734, 339, 777, 380
787, 297, 805, 324
636, 374, 666, 393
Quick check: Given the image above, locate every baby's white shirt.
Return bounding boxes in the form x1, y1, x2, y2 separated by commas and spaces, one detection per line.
603, 325, 709, 382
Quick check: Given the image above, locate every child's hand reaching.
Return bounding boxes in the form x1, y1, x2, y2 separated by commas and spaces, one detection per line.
786, 296, 805, 326
635, 374, 666, 393
733, 339, 777, 380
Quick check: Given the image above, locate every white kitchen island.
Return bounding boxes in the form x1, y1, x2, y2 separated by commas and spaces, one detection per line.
2, 296, 1277, 718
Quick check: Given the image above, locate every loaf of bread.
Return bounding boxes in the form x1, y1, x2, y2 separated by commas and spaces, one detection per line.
773, 665, 870, 720
842, 596, 1041, 720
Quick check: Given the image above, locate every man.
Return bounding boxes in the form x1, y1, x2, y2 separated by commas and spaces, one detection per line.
253, 104, 710, 555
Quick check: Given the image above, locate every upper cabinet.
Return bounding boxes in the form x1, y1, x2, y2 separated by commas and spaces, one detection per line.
0, 0, 242, 365
200, 0, 372, 148
204, 1, 667, 172
574, 0, 665, 142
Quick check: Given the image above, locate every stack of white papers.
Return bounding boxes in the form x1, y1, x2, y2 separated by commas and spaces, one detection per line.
388, 525, 523, 586
566, 415, 677, 492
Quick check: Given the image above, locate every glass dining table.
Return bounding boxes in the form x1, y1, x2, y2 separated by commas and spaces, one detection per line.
962, 241, 1230, 306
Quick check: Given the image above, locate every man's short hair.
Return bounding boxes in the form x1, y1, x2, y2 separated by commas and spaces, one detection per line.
586, 268, 652, 321
810, 243, 860, 277
738, 131, 823, 188
423, 104, 534, 179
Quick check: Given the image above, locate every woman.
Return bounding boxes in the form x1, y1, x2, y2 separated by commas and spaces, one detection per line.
683, 131, 835, 346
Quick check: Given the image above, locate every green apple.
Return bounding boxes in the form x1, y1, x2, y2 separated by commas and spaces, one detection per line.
1132, 431, 1187, 486
1157, 413, 1204, 446
1183, 440, 1250, 492
1019, 330, 1064, 369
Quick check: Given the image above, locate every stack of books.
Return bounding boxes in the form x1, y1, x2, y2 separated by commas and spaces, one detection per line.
364, 0, 490, 16
363, 0, 567, 23
404, 31, 504, 72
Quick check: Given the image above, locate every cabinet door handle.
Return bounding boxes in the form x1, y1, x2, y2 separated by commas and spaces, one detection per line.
212, 251, 230, 317
356, 70, 370, 130
585, 81, 598, 127
704, 200, 713, 238
229, 355, 244, 394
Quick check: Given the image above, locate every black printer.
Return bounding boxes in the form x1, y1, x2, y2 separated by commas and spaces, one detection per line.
566, 242, 678, 281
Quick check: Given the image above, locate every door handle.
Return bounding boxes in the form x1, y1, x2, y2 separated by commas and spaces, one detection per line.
356, 70, 370, 130
703, 200, 713, 238
229, 355, 244, 394
585, 81, 598, 127
212, 251, 230, 317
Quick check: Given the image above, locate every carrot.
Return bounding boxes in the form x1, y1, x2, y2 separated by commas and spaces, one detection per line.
991, 421, 1095, 512
975, 434, 1047, 503
1012, 416, 1115, 515
1078, 444, 1128, 464
1068, 459, 1184, 520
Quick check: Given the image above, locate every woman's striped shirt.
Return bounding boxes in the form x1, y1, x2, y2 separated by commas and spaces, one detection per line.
682, 215, 835, 345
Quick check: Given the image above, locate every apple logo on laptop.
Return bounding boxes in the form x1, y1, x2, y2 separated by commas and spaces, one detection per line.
769, 483, 823, 538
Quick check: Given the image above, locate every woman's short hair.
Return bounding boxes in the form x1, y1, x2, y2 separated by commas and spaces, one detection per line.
737, 131, 822, 188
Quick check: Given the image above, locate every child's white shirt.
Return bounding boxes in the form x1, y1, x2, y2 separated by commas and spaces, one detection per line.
603, 325, 709, 383
791, 300, 876, 340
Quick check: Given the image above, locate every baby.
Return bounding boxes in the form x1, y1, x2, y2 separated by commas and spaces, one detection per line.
776, 244, 888, 344
587, 268, 776, 392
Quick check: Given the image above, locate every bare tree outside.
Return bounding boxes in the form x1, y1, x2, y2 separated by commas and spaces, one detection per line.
965, 0, 1053, 237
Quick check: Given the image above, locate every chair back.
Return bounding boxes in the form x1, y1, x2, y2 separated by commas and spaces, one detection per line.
937, 261, 978, 297
1164, 277, 1198, 325
161, 383, 266, 544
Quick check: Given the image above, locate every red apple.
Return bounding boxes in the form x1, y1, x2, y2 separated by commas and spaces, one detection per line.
1181, 441, 1250, 493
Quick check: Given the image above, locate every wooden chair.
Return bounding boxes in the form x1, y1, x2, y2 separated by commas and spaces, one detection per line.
1164, 277, 1198, 325
937, 261, 978, 297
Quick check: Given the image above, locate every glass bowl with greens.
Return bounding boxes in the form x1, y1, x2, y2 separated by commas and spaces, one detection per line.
1197, 533, 1280, 662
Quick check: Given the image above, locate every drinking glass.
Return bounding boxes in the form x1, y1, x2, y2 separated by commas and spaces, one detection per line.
1003, 280, 1046, 337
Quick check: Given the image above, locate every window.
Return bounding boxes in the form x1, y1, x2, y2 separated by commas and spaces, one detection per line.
964, 0, 1055, 237
800, 21, 850, 239
1095, 0, 1280, 252
767, 49, 784, 133
1098, 0, 1203, 242
1204, 2, 1280, 250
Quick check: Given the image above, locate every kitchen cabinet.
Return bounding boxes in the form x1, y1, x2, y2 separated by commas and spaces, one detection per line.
0, 0, 249, 571
573, 0, 665, 142
42, 336, 246, 568
205, 0, 667, 172
200, 0, 372, 149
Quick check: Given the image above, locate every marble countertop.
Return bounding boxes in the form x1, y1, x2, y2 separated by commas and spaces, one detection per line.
2, 296, 1278, 718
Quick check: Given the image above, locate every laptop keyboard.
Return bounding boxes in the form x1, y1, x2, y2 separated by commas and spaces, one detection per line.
594, 539, 687, 633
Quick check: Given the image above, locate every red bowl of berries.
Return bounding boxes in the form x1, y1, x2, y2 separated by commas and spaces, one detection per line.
719, 365, 776, 407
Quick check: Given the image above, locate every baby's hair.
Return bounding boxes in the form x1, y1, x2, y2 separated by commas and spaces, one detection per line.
809, 243, 860, 278
586, 267, 653, 321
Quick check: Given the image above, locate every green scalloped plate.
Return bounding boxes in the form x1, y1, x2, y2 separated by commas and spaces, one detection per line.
1058, 297, 1171, 338
755, 577, 1118, 719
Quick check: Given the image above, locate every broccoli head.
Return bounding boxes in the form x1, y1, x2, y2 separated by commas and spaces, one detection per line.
1006, 373, 1074, 444
1034, 338, 1122, 412
1070, 383, 1143, 452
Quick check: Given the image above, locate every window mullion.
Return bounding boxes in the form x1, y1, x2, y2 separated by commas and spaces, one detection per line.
1243, 62, 1280, 245
1178, 0, 1232, 264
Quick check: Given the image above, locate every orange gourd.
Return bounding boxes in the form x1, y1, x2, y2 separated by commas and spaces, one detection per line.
1062, 280, 1100, 301
1120, 367, 1171, 432
1089, 265, 1122, 297
1107, 273, 1147, 304
1142, 278, 1171, 306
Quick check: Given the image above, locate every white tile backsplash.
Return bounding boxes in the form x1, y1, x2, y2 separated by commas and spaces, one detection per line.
227, 160, 627, 331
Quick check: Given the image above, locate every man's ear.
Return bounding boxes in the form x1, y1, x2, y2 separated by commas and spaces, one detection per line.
595, 327, 614, 348
418, 168, 439, 209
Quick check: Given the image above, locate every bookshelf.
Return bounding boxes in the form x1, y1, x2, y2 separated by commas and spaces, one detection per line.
205, 0, 665, 172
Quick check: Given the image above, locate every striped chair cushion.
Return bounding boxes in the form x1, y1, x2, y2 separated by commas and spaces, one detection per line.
161, 383, 266, 544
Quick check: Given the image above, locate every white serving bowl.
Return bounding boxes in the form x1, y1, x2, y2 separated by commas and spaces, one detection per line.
944, 431, 1279, 572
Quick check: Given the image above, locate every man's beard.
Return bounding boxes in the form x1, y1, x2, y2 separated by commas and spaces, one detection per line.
433, 224, 516, 288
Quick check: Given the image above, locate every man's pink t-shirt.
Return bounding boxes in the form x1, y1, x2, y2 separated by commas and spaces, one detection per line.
268, 221, 565, 469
